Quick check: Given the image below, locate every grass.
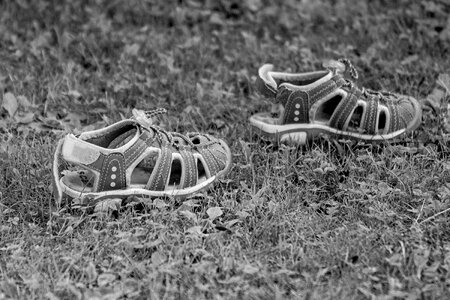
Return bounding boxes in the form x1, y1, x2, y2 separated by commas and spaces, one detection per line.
1, 0, 450, 299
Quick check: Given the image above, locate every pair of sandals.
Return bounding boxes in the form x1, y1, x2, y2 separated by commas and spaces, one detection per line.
53, 59, 422, 205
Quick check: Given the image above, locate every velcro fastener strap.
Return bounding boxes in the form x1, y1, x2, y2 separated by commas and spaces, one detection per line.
309, 74, 345, 106
124, 131, 153, 168
61, 134, 101, 166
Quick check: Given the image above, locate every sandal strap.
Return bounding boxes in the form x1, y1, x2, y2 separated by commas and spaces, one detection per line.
196, 147, 220, 177
387, 101, 400, 132
362, 94, 380, 134
61, 134, 103, 166
275, 86, 292, 107
283, 90, 309, 124
62, 135, 128, 191
309, 74, 346, 106
146, 144, 173, 191
97, 153, 126, 191
279, 74, 347, 125
60, 120, 227, 194
255, 74, 278, 98
124, 131, 153, 168
61, 132, 142, 192
179, 149, 198, 188
329, 86, 362, 130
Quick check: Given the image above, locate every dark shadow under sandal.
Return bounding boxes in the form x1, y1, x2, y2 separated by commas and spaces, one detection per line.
52, 109, 232, 206
250, 59, 422, 144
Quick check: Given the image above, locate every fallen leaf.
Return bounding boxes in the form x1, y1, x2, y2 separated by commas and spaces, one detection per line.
225, 219, 240, 227
153, 198, 168, 209
196, 83, 204, 100
2, 92, 18, 117
14, 112, 35, 124
206, 206, 223, 220
437, 73, 450, 92
178, 210, 197, 223
400, 54, 419, 65
236, 211, 250, 218
85, 262, 98, 283
66, 90, 82, 100
97, 273, 117, 287
187, 225, 206, 236
0, 280, 19, 299
16, 95, 31, 110
413, 246, 430, 279
158, 53, 181, 74
242, 264, 259, 275
385, 253, 403, 268
151, 251, 166, 266
45, 292, 60, 300
239, 139, 252, 164
23, 274, 41, 290
179, 36, 201, 49
245, 0, 263, 12
122, 279, 140, 296
94, 198, 122, 213
423, 73, 450, 112
439, 17, 450, 42
124, 43, 140, 56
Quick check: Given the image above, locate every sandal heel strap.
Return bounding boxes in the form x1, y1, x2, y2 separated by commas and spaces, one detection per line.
61, 134, 102, 165
256, 64, 277, 99
52, 138, 65, 205
255, 75, 277, 98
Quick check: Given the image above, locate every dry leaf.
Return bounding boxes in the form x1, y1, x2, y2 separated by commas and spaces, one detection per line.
206, 206, 223, 220
66, 90, 82, 100
245, 0, 263, 12
187, 225, 206, 236
236, 211, 250, 218
439, 17, 450, 42
239, 139, 252, 164
437, 73, 450, 92
242, 264, 259, 275
400, 54, 418, 65
2, 92, 18, 117
178, 210, 197, 222
153, 198, 168, 209
94, 198, 122, 213
124, 43, 140, 56
179, 36, 201, 49
151, 251, 166, 266
14, 112, 35, 124
413, 246, 430, 279
423, 73, 450, 112
97, 273, 116, 287
85, 262, 98, 282
16, 95, 31, 109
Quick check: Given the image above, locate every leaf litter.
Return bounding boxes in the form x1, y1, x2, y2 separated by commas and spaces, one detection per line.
1, 1, 450, 299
